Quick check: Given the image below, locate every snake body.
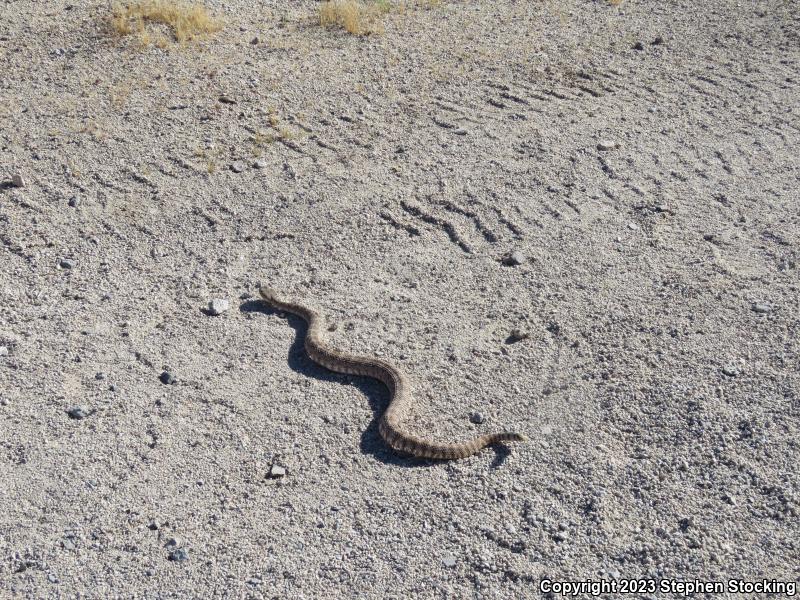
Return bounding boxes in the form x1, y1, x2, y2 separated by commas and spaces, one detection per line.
259, 286, 525, 460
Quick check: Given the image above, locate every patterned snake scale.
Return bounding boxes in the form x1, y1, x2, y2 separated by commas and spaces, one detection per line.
260, 286, 526, 460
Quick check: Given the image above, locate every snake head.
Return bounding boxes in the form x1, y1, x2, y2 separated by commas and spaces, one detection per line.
259, 285, 280, 304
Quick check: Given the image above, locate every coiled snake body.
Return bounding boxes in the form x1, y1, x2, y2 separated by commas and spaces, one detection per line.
260, 286, 525, 460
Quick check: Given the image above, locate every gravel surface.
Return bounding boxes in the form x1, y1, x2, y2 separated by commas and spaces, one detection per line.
1, 0, 798, 598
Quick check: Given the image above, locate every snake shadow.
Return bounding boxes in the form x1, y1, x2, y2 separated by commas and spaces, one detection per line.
242, 299, 440, 469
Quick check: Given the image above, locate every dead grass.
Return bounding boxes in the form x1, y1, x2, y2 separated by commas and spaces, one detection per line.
111, 1, 222, 46
319, 0, 386, 35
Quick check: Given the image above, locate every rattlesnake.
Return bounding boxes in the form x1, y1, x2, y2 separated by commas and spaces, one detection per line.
259, 286, 526, 460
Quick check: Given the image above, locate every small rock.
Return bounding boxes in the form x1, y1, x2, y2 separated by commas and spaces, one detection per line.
208, 298, 230, 316
508, 328, 529, 343
442, 554, 457, 568
470, 412, 486, 425
219, 95, 237, 105
721, 365, 739, 377
553, 531, 568, 542
164, 537, 181, 548
597, 140, 616, 151
167, 548, 189, 562
253, 159, 267, 169
109, 384, 117, 392
11, 174, 25, 188
95, 372, 106, 380
250, 36, 260, 45
159, 371, 175, 385
627, 222, 638, 230
148, 521, 159, 530
67, 405, 90, 419
752, 303, 772, 314
230, 162, 245, 173
59, 259, 74, 269
246, 576, 262, 586
268, 465, 286, 479
47, 573, 58, 584
0, 398, 8, 406
501, 250, 525, 266
68, 196, 80, 207
61, 538, 75, 550
652, 35, 665, 45
632, 41, 644, 51
0, 346, 8, 357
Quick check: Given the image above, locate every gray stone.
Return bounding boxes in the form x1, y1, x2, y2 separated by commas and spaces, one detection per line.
59, 259, 74, 269
502, 250, 525, 266
47, 573, 58, 583
167, 548, 189, 562
470, 412, 486, 424
508, 328, 529, 342
95, 372, 106, 380
442, 554, 457, 568
268, 465, 286, 479
208, 298, 230, 316
68, 196, 80, 207
11, 174, 25, 187
752, 303, 772, 314
67, 405, 90, 419
597, 140, 617, 151
253, 159, 267, 169
722, 365, 739, 377
230, 162, 245, 173
159, 371, 175, 385
0, 346, 8, 357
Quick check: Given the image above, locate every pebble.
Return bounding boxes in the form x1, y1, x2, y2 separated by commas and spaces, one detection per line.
253, 159, 267, 169
230, 162, 245, 173
0, 346, 8, 357
470, 412, 486, 424
268, 465, 286, 479
246, 576, 262, 586
159, 371, 176, 385
109, 384, 118, 392
208, 298, 230, 316
219, 95, 237, 104
250, 36, 260, 45
167, 548, 189, 562
68, 196, 80, 207
67, 405, 90, 419
11, 174, 25, 187
95, 372, 106, 380
597, 140, 616, 151
59, 259, 74, 269
553, 531, 568, 542
0, 398, 8, 406
632, 41, 644, 51
47, 573, 58, 584
721, 365, 739, 377
61, 538, 75, 550
442, 554, 457, 568
501, 250, 525, 266
751, 303, 772, 314
508, 328, 529, 343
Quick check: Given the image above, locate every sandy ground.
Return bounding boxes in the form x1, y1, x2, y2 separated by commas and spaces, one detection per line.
1, 0, 799, 598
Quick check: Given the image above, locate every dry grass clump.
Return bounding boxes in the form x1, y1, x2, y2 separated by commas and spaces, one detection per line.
111, 1, 222, 46
319, 0, 386, 35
